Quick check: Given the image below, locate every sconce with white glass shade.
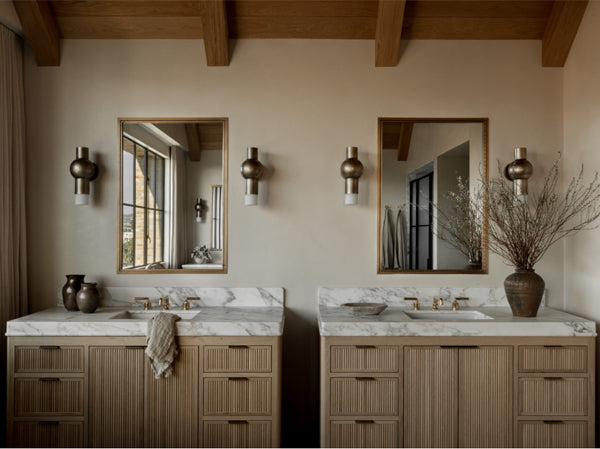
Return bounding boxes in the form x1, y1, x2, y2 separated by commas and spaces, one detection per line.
240, 147, 264, 206
340, 146, 364, 205
69, 146, 98, 205
194, 198, 205, 222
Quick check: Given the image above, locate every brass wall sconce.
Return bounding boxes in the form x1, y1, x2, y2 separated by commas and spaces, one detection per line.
240, 147, 264, 206
340, 146, 364, 205
69, 146, 98, 205
194, 198, 205, 222
504, 147, 533, 199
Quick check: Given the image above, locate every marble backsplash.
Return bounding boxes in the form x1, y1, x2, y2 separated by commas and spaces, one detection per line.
57, 287, 284, 309
318, 287, 544, 309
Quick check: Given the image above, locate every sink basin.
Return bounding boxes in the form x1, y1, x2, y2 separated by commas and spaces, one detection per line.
405, 310, 493, 321
110, 310, 199, 320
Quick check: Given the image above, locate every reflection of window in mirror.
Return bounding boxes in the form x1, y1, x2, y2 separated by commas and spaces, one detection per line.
211, 185, 223, 250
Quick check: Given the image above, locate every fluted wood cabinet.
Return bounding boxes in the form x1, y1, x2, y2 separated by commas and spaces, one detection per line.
320, 336, 595, 448
7, 335, 281, 448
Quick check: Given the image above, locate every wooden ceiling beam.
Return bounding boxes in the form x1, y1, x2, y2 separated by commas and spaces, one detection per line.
13, 0, 60, 66
200, 0, 229, 66
375, 0, 406, 67
184, 124, 202, 161
542, 0, 588, 67
397, 123, 413, 161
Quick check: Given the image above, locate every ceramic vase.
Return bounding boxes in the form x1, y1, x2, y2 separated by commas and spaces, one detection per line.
504, 269, 545, 317
62, 274, 85, 311
76, 282, 100, 313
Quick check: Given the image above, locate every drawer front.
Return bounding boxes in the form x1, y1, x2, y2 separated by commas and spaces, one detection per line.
14, 378, 84, 417
330, 346, 398, 373
518, 421, 588, 448
519, 378, 587, 416
330, 377, 398, 416
12, 421, 84, 448
203, 420, 271, 448
519, 346, 587, 373
204, 345, 272, 373
204, 377, 271, 415
14, 346, 84, 373
330, 420, 399, 448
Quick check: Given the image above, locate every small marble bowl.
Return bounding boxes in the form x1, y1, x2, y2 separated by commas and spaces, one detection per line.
341, 302, 388, 316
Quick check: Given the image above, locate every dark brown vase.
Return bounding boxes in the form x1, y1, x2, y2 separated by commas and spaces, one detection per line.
62, 274, 85, 311
504, 269, 545, 317
76, 282, 100, 313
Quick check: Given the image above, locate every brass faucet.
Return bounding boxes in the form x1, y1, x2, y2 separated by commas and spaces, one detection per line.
452, 297, 469, 311
159, 296, 170, 310
404, 297, 420, 310
134, 297, 152, 310
183, 297, 200, 310
432, 296, 444, 311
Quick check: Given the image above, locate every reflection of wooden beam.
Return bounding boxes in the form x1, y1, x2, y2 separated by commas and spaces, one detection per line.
185, 124, 202, 161
200, 0, 229, 66
13, 0, 60, 66
397, 123, 413, 161
375, 0, 406, 67
184, 123, 223, 161
542, 0, 588, 67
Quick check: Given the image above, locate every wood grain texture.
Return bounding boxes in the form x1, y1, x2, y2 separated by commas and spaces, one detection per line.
542, 0, 589, 67
330, 377, 399, 416
56, 16, 203, 38
403, 346, 457, 448
88, 346, 144, 447
459, 346, 513, 448
14, 346, 84, 373
204, 345, 272, 373
518, 421, 588, 448
396, 122, 413, 161
14, 378, 84, 417
518, 345, 587, 372
204, 377, 272, 415
330, 420, 399, 448
330, 345, 398, 373
12, 421, 84, 448
203, 420, 272, 448
12, 0, 60, 66
519, 377, 587, 416
375, 0, 406, 67
201, 0, 229, 66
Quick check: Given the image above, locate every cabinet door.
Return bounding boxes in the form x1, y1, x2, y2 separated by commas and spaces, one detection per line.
145, 345, 199, 448
13, 421, 84, 448
403, 346, 458, 448
458, 346, 513, 448
88, 346, 145, 447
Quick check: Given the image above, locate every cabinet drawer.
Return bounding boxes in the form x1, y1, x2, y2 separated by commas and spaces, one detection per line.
204, 377, 271, 415
11, 420, 84, 448
330, 420, 399, 448
14, 346, 84, 373
204, 345, 272, 373
519, 346, 587, 373
14, 378, 84, 417
330, 377, 398, 416
518, 378, 587, 416
518, 421, 588, 448
203, 420, 271, 448
330, 346, 398, 373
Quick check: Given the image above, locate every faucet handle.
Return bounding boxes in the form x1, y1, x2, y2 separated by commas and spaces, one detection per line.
183, 297, 200, 310
404, 297, 420, 311
134, 297, 151, 310
432, 296, 444, 311
159, 296, 170, 310
452, 297, 469, 311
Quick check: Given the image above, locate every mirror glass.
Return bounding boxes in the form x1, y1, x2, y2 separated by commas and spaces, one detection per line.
118, 118, 227, 273
378, 118, 488, 273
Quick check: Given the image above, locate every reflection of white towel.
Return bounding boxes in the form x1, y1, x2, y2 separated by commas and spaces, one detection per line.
146, 312, 181, 379
395, 209, 407, 270
382, 208, 395, 270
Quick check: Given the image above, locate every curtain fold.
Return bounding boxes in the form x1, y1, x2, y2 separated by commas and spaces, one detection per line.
381, 207, 395, 270
395, 208, 407, 270
168, 146, 187, 268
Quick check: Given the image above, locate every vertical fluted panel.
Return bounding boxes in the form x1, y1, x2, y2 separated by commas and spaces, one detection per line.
519, 421, 587, 448
459, 346, 512, 447
13, 421, 83, 448
145, 346, 199, 448
519, 378, 587, 415
403, 346, 457, 448
15, 346, 84, 372
204, 378, 271, 415
204, 346, 271, 372
203, 421, 271, 448
14, 378, 83, 416
330, 421, 398, 448
330, 346, 398, 372
330, 378, 398, 416
519, 346, 587, 372
88, 346, 144, 447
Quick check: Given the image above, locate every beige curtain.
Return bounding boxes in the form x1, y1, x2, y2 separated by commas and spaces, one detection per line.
168, 146, 187, 268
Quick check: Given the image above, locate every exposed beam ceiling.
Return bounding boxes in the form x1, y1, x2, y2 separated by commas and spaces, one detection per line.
11, 0, 589, 68
396, 122, 413, 161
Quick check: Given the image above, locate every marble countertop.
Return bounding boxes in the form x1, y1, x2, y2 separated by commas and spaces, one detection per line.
7, 306, 284, 337
318, 306, 596, 337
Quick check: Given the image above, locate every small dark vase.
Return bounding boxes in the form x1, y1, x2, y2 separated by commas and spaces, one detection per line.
504, 269, 545, 317
62, 274, 85, 311
76, 282, 100, 313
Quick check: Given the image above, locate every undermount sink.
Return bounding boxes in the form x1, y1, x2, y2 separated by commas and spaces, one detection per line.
405, 310, 493, 321
110, 310, 199, 320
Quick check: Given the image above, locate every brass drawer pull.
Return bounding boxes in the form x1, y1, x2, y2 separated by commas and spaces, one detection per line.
38, 421, 59, 425
543, 420, 564, 424
39, 345, 60, 350
355, 345, 376, 349
355, 377, 376, 381
228, 377, 249, 381
228, 345, 249, 349
543, 345, 564, 348
125, 345, 147, 349
543, 377, 564, 380
355, 420, 375, 424
440, 345, 479, 349
39, 377, 60, 382
228, 420, 248, 424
